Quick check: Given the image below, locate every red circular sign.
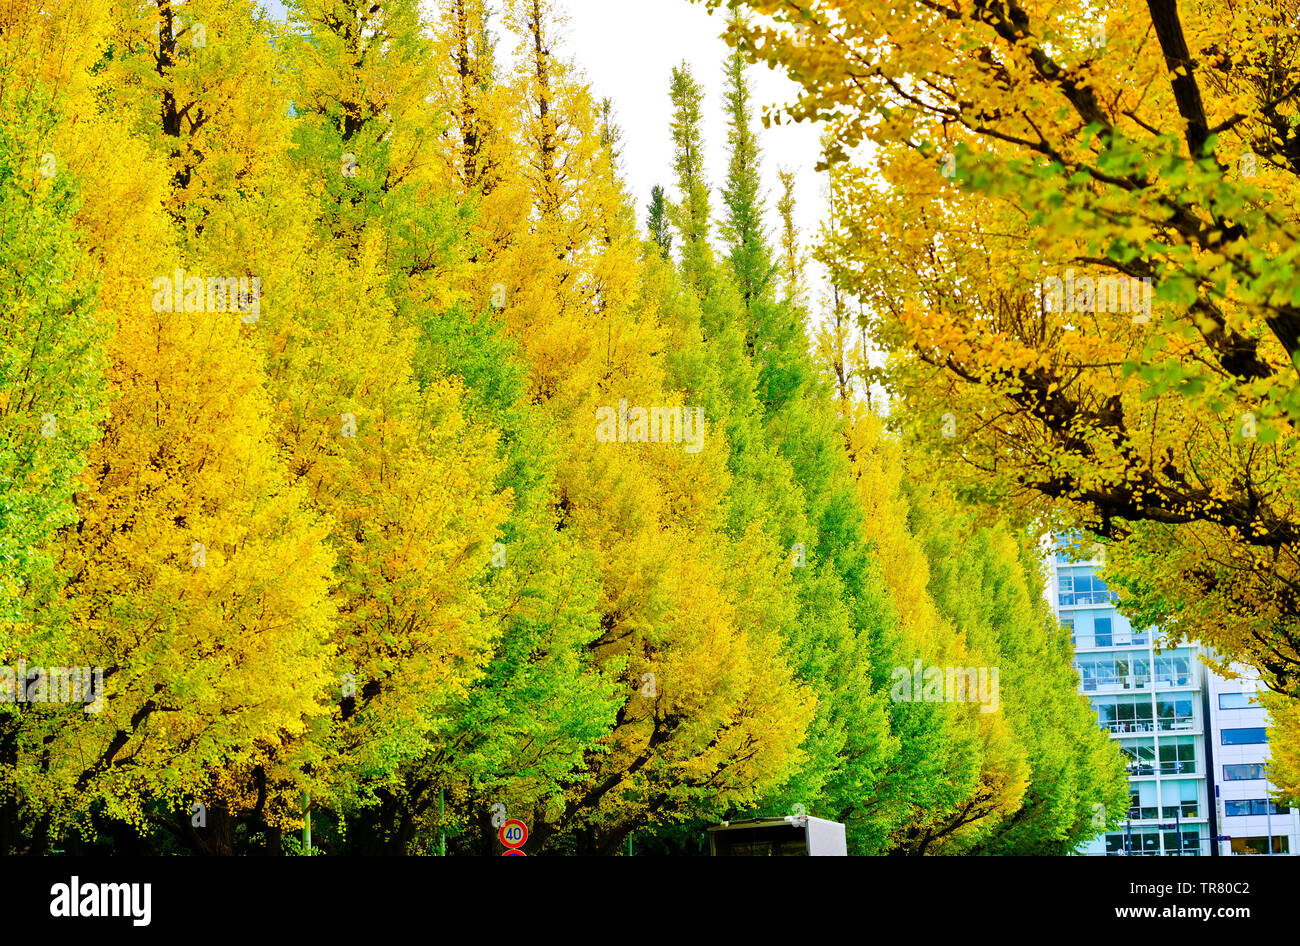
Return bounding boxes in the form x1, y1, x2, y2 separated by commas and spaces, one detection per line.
499, 819, 528, 848
502, 849, 526, 856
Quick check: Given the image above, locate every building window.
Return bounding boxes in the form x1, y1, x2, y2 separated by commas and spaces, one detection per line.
1154, 654, 1192, 687
1128, 783, 1160, 820
1077, 654, 1150, 691
1221, 728, 1268, 746
1218, 692, 1256, 710
1230, 836, 1290, 855
1094, 617, 1113, 647
1119, 740, 1156, 776
1160, 780, 1199, 820
1157, 736, 1196, 775
1156, 696, 1194, 732
1223, 763, 1267, 781
1097, 695, 1154, 734
1105, 828, 1160, 855
1163, 829, 1201, 856
1058, 570, 1118, 607
1224, 799, 1287, 817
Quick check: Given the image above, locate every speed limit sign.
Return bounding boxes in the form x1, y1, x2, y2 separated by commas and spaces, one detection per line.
499, 819, 528, 849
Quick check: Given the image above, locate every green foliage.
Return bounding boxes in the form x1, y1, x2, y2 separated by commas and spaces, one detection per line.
0, 0, 1123, 856
0, 86, 105, 625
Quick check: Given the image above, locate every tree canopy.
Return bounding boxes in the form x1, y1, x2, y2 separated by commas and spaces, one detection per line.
0, 0, 1126, 855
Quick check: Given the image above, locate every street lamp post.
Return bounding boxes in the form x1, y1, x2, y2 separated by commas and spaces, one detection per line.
1173, 760, 1185, 855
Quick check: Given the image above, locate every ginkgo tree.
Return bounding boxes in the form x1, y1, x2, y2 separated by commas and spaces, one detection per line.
0, 0, 1129, 855
714, 0, 1300, 802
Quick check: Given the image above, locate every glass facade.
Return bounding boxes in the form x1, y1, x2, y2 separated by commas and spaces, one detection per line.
1050, 536, 1300, 855
1049, 542, 1211, 855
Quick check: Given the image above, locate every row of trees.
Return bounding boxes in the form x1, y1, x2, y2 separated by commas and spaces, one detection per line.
0, 0, 1124, 854
714, 0, 1300, 804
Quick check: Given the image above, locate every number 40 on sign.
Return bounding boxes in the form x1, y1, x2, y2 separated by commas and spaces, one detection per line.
500, 819, 527, 855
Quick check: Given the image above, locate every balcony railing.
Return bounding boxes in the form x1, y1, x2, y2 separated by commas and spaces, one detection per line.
1082, 673, 1194, 692
1081, 675, 1152, 692
1059, 591, 1120, 607
1077, 634, 1151, 649
1107, 718, 1198, 733
1124, 760, 1198, 776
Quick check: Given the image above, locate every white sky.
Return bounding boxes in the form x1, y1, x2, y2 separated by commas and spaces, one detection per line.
260, 0, 830, 295
556, 0, 827, 283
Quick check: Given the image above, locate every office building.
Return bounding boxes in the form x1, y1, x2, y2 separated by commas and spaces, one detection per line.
1206, 664, 1300, 855
1046, 540, 1297, 855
